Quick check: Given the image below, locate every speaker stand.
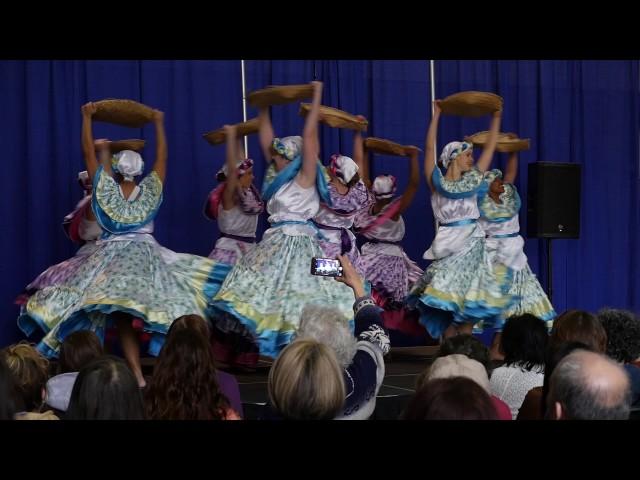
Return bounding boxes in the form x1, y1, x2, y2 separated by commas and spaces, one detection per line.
546, 238, 553, 304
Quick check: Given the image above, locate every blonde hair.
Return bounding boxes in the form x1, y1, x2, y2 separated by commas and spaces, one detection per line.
268, 339, 345, 420
1, 342, 49, 411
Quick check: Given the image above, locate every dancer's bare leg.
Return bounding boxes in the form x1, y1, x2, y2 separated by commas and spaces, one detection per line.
115, 313, 146, 388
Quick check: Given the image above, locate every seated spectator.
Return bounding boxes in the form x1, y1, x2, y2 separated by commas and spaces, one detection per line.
547, 350, 631, 420
490, 314, 548, 419
597, 308, 640, 406
438, 334, 493, 377
549, 310, 607, 352
404, 377, 498, 420
1, 342, 58, 420
416, 352, 511, 420
431, 339, 511, 420
519, 310, 608, 420
166, 314, 243, 417
0, 357, 18, 420
517, 341, 592, 420
45, 331, 103, 415
266, 254, 390, 420
268, 339, 346, 420
145, 327, 239, 420
66, 356, 144, 420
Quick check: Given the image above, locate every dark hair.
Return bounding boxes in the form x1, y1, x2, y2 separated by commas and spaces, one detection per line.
500, 314, 548, 372
66, 356, 144, 420
438, 334, 492, 377
145, 328, 229, 420
58, 331, 104, 374
548, 351, 631, 420
0, 343, 49, 412
540, 341, 593, 417
345, 172, 361, 188
404, 377, 498, 420
0, 357, 18, 420
167, 314, 210, 340
550, 310, 607, 353
597, 308, 640, 363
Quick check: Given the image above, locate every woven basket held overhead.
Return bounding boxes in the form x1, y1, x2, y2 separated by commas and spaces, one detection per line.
109, 139, 146, 153
248, 84, 315, 108
364, 137, 420, 157
93, 99, 155, 128
439, 91, 503, 117
465, 130, 530, 152
203, 118, 260, 146
299, 103, 368, 132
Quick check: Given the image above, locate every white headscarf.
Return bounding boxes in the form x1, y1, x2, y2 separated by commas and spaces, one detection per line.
272, 136, 303, 162
439, 141, 473, 169
372, 175, 397, 199
329, 154, 359, 184
112, 150, 144, 181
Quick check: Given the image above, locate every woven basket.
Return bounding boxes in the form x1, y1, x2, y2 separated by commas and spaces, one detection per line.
495, 138, 530, 152
364, 137, 420, 156
299, 103, 368, 131
248, 84, 314, 108
203, 118, 260, 146
465, 130, 530, 152
109, 139, 146, 153
93, 99, 155, 128
440, 91, 503, 117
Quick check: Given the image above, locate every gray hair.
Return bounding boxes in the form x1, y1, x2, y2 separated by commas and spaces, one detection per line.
296, 304, 357, 368
549, 350, 631, 420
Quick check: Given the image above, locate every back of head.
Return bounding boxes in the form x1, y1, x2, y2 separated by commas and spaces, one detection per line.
1, 342, 49, 412
0, 356, 18, 420
426, 354, 490, 393
540, 341, 593, 417
550, 310, 607, 353
548, 350, 631, 420
58, 331, 104, 374
66, 356, 144, 420
268, 339, 345, 420
438, 335, 491, 377
167, 314, 210, 340
597, 308, 640, 363
404, 377, 498, 420
145, 328, 227, 420
297, 304, 357, 368
501, 314, 548, 372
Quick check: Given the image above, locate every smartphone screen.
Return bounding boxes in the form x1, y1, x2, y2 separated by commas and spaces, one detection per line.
310, 257, 343, 277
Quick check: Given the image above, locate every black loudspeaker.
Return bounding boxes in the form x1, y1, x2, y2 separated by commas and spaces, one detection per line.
527, 162, 581, 238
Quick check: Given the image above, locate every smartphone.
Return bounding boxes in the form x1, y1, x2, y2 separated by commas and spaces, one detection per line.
310, 257, 343, 277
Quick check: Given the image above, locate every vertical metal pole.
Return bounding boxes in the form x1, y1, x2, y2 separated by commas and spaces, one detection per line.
241, 60, 249, 155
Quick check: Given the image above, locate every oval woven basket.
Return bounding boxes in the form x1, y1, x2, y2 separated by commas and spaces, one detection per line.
203, 118, 260, 146
464, 130, 530, 152
299, 103, 368, 131
364, 137, 420, 156
108, 139, 146, 153
248, 84, 315, 108
440, 91, 503, 117
93, 99, 155, 128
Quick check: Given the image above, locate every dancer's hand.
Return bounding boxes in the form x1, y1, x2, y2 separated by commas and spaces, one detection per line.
224, 124, 237, 138
94, 138, 110, 151
433, 99, 442, 115
404, 145, 420, 157
82, 102, 97, 117
335, 254, 366, 298
152, 109, 164, 123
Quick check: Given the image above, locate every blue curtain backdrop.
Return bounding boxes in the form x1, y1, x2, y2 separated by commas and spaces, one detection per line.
1, 60, 638, 347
